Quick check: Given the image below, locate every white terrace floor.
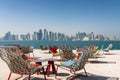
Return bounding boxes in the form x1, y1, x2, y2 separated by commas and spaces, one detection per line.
0, 49, 120, 80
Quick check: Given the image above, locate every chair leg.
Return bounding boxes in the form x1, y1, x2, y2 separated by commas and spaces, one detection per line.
55, 66, 62, 80
103, 51, 104, 54
15, 75, 23, 80
70, 70, 76, 75
8, 72, 12, 80
28, 72, 31, 80
55, 65, 58, 79
42, 67, 46, 80
52, 62, 57, 75
83, 67, 87, 77
32, 53, 35, 58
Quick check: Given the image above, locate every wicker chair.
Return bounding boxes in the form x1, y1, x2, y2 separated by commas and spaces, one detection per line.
55, 50, 88, 79
0, 46, 47, 80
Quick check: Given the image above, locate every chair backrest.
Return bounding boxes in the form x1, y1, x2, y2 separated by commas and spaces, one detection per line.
60, 45, 76, 60
49, 46, 58, 54
94, 45, 104, 56
100, 45, 104, 50
70, 51, 87, 71
107, 44, 113, 49
81, 46, 91, 58
40, 45, 48, 50
21, 46, 30, 53
29, 46, 34, 53
0, 46, 35, 75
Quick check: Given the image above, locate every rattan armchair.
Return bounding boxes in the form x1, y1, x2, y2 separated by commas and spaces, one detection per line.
0, 46, 47, 80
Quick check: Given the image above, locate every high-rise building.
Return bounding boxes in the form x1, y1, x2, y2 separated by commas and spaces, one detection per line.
49, 31, 52, 40
27, 33, 30, 40
9, 34, 17, 40
76, 32, 86, 40
95, 34, 105, 41
88, 32, 94, 40
33, 32, 38, 40
111, 35, 117, 41
37, 29, 42, 40
20, 33, 31, 40
4, 31, 11, 40
43, 29, 48, 40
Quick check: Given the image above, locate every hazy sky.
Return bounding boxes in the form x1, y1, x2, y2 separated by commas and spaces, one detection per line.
0, 0, 120, 38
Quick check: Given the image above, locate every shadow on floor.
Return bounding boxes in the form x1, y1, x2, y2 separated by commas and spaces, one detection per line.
104, 53, 117, 55
66, 72, 119, 80
57, 72, 70, 76
89, 60, 116, 64
96, 56, 106, 58
23, 77, 53, 80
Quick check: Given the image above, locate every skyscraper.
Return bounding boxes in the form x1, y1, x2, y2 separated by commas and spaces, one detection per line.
37, 29, 42, 40
4, 31, 11, 40
43, 29, 48, 40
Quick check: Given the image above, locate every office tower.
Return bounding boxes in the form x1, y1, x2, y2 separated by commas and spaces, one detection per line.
37, 29, 42, 40
33, 32, 38, 40
4, 31, 11, 40
76, 32, 86, 41
43, 29, 48, 40
49, 31, 52, 40
88, 32, 94, 40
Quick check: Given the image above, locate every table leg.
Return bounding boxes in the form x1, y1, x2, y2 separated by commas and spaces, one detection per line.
46, 62, 51, 77
52, 62, 57, 75
46, 61, 57, 77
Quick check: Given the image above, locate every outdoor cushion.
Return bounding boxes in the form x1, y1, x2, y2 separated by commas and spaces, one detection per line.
61, 60, 75, 67
50, 47, 57, 54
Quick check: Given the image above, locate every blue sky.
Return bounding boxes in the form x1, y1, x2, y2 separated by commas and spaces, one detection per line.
0, 0, 120, 39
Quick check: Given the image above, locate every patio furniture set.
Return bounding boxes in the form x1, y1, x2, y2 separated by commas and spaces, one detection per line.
0, 44, 112, 80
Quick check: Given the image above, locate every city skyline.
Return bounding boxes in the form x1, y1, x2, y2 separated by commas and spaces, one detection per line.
0, 29, 117, 41
0, 0, 120, 39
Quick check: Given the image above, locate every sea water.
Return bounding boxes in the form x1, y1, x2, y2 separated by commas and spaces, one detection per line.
0, 40, 120, 50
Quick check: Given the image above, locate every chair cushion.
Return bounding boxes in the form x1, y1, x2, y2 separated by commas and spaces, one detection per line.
50, 47, 57, 54
61, 60, 75, 67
